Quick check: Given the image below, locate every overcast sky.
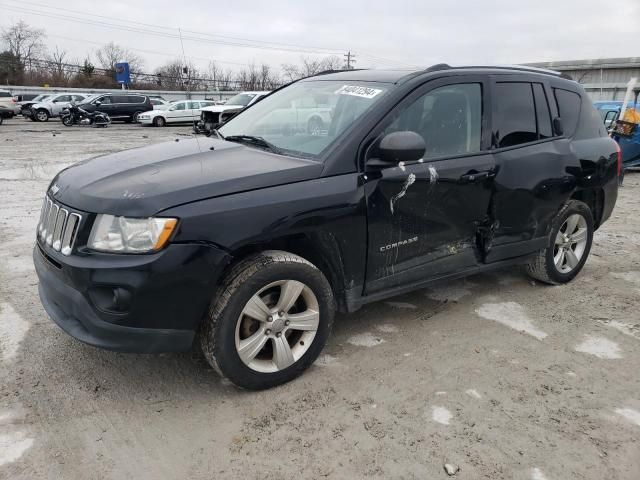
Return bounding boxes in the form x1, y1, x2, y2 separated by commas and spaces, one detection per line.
1, 0, 638, 74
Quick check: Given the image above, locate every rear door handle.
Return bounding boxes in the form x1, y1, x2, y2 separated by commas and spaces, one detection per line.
459, 169, 495, 183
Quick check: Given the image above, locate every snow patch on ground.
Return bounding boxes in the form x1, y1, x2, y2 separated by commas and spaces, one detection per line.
431, 406, 452, 425
575, 335, 622, 359
0, 303, 30, 362
376, 324, 399, 333
435, 391, 446, 396
531, 467, 549, 480
0, 432, 33, 467
385, 301, 417, 310
475, 302, 548, 340
599, 320, 640, 339
615, 408, 640, 427
465, 389, 482, 399
610, 271, 640, 285
347, 332, 385, 347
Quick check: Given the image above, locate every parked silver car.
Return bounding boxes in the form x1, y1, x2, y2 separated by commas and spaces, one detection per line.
30, 93, 88, 122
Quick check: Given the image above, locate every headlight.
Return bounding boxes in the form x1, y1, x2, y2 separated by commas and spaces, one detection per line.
88, 214, 177, 253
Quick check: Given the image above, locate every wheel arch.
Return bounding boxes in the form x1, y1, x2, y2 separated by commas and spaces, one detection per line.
223, 232, 348, 312
570, 187, 604, 229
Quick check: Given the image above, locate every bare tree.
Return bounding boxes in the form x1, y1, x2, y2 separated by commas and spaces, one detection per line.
47, 46, 70, 83
154, 58, 199, 90
1, 20, 46, 69
95, 42, 144, 78
281, 56, 343, 82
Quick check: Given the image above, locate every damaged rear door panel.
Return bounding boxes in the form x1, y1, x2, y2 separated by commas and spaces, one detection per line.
361, 76, 496, 294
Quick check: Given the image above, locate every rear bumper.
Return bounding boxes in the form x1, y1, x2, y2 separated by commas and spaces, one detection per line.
34, 242, 231, 353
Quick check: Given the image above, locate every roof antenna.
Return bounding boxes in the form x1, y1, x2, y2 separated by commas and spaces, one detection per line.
178, 27, 202, 151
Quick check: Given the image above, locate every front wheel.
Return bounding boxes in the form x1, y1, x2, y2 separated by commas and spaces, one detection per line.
200, 251, 335, 390
35, 109, 49, 122
526, 200, 594, 285
153, 116, 166, 127
61, 115, 73, 126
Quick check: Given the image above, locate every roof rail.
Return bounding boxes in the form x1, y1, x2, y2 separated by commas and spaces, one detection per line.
424, 63, 451, 73
456, 64, 564, 77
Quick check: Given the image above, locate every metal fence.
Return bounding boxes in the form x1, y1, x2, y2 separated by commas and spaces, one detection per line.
2, 85, 239, 102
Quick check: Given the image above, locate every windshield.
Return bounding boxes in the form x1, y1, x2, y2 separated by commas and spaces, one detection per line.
219, 81, 389, 159
225, 93, 260, 106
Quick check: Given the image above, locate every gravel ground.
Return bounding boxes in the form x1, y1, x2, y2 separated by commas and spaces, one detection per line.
1, 118, 639, 480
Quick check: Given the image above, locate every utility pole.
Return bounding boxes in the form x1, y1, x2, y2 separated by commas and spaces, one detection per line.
343, 51, 356, 70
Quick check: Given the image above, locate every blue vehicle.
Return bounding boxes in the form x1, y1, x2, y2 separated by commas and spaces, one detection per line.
593, 100, 640, 169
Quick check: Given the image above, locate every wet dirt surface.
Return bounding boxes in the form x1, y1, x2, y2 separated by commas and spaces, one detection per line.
1, 118, 639, 479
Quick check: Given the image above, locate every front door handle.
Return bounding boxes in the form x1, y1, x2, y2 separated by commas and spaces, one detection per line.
459, 169, 495, 184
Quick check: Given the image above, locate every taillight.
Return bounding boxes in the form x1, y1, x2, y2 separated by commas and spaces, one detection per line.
615, 143, 622, 176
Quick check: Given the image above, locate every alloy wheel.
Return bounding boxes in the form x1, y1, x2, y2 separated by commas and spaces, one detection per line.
553, 213, 588, 273
235, 280, 320, 373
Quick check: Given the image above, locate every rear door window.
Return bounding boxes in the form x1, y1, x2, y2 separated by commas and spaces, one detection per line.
188, 101, 200, 109
493, 82, 538, 147
553, 88, 581, 137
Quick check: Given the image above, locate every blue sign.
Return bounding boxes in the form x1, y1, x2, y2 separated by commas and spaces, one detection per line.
115, 62, 130, 84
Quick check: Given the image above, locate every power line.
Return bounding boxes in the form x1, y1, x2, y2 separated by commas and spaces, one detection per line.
343, 51, 356, 70
0, 2, 345, 56
7, 0, 346, 55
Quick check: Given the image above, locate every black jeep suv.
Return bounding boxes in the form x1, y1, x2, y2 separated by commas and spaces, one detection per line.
34, 65, 620, 389
78, 93, 153, 123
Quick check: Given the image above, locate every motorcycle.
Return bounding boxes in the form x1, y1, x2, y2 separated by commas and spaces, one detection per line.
61, 103, 111, 127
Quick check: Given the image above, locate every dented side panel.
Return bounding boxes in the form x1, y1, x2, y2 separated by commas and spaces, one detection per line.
364, 153, 495, 294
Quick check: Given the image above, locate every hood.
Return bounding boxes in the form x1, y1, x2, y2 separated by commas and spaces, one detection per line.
200, 104, 245, 113
51, 137, 323, 217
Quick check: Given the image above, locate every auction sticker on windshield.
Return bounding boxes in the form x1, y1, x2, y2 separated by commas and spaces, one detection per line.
335, 85, 383, 99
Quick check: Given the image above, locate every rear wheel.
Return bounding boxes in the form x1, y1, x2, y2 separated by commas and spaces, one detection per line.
200, 251, 335, 390
0, 115, 3, 125
153, 116, 166, 127
61, 115, 73, 126
35, 109, 49, 122
132, 111, 143, 123
526, 200, 593, 285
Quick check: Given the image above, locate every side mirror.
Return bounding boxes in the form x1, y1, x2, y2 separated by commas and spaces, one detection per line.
95, 100, 102, 106
553, 117, 564, 136
369, 131, 426, 167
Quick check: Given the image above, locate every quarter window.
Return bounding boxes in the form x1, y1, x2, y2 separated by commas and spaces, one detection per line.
553, 88, 581, 137
493, 82, 537, 148
384, 83, 482, 159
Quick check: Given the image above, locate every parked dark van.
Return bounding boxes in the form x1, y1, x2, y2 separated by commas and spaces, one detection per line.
78, 94, 153, 123
34, 65, 619, 389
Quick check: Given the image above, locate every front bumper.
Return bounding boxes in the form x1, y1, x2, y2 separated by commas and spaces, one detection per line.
34, 241, 231, 353
138, 117, 153, 124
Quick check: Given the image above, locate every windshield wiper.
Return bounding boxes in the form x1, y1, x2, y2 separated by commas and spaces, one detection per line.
224, 135, 281, 154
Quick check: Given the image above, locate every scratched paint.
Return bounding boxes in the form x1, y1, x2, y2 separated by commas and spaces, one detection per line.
390, 173, 416, 214
428, 165, 438, 184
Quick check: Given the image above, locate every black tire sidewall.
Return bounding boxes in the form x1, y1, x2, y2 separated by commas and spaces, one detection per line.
543, 201, 594, 284
154, 116, 165, 127
212, 261, 334, 390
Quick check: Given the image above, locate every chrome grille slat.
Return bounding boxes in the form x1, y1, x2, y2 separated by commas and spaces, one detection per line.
45, 204, 59, 245
52, 208, 68, 251
61, 214, 80, 256
37, 195, 82, 256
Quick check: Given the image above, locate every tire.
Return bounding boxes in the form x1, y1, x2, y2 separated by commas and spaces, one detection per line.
35, 109, 49, 122
200, 250, 335, 390
307, 117, 324, 135
132, 111, 143, 123
61, 115, 73, 126
526, 200, 594, 285
153, 116, 166, 127
0, 116, 3, 125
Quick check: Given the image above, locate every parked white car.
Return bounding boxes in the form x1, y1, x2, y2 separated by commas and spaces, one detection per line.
0, 90, 19, 115
197, 91, 270, 134
30, 93, 88, 122
138, 100, 217, 126
150, 98, 171, 110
